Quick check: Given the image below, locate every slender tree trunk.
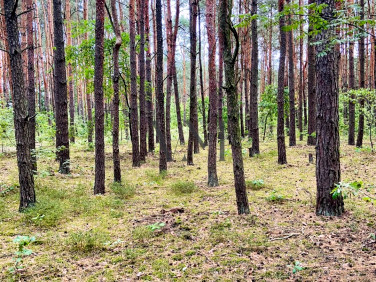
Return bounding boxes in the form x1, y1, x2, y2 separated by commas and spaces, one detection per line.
348, 38, 356, 145
93, 0, 105, 194
145, 0, 155, 152
26, 0, 37, 173
218, 11, 225, 162
277, 0, 287, 164
198, 4, 208, 147
298, 0, 303, 141
206, 0, 218, 187
129, 0, 140, 166
66, 0, 75, 143
315, 0, 344, 216
173, 64, 185, 145
219, 0, 250, 215
4, 0, 36, 211
53, 0, 70, 174
287, 0, 296, 147
111, 0, 122, 182
156, 0, 167, 172
187, 0, 199, 165
83, 0, 93, 145
249, 0, 259, 156
138, 0, 147, 161
356, 0, 365, 148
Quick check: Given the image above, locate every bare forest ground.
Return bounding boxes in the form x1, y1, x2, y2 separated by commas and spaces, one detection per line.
1, 139, 376, 281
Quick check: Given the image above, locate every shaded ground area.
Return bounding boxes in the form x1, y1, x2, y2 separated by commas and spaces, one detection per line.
1, 139, 376, 281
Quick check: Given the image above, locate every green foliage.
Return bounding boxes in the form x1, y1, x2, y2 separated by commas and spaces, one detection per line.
8, 235, 36, 274
331, 181, 363, 200
147, 222, 166, 231
0, 183, 17, 197
23, 196, 64, 227
110, 182, 136, 199
266, 190, 286, 203
67, 229, 110, 253
291, 261, 304, 274
145, 169, 167, 185
246, 179, 265, 190
170, 181, 196, 195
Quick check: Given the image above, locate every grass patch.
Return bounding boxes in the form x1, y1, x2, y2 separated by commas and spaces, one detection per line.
246, 179, 265, 190
67, 229, 110, 253
110, 182, 136, 199
23, 197, 64, 227
170, 180, 196, 195
145, 169, 167, 185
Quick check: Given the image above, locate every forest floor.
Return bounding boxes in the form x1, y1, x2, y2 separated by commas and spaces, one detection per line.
1, 138, 376, 281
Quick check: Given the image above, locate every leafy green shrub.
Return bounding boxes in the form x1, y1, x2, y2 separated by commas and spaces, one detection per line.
246, 179, 265, 190
171, 180, 196, 195
67, 229, 109, 253
266, 190, 286, 203
110, 182, 135, 199
8, 235, 36, 275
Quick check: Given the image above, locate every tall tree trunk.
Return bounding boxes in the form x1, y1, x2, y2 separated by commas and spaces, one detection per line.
139, 0, 147, 161
348, 38, 356, 145
218, 10, 225, 162
111, 0, 122, 182
172, 0, 184, 145
287, 0, 296, 147
356, 0, 365, 148
53, 0, 70, 174
219, 0, 250, 215
187, 0, 199, 165
83, 0, 93, 145
206, 0, 218, 187
26, 0, 37, 173
4, 0, 36, 211
93, 0, 105, 194
249, 0, 259, 156
145, 0, 155, 152
66, 0, 75, 143
198, 4, 208, 147
307, 0, 316, 146
277, 0, 287, 164
298, 0, 303, 141
129, 0, 140, 166
156, 0, 167, 172
315, 0, 344, 216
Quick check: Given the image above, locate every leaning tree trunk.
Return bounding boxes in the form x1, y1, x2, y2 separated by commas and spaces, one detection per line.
111, 0, 122, 182
53, 0, 70, 174
156, 0, 167, 172
4, 0, 36, 211
219, 0, 250, 215
315, 0, 344, 216
206, 0, 218, 187
307, 0, 316, 146
129, 0, 140, 166
356, 0, 365, 148
187, 0, 199, 165
26, 0, 37, 173
277, 0, 287, 164
249, 0, 260, 156
287, 0, 296, 147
